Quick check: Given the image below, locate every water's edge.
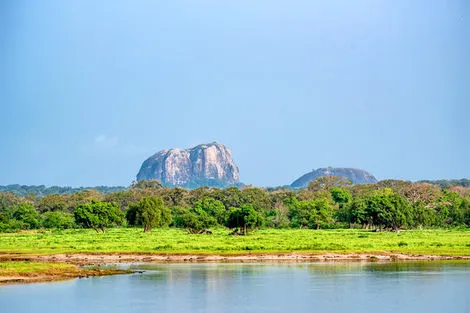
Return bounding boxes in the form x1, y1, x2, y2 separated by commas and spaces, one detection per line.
2, 252, 470, 265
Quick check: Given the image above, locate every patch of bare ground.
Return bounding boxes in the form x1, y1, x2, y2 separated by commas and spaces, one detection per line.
1, 252, 469, 265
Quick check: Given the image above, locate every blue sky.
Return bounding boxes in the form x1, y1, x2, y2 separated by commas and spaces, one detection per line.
1, 0, 469, 187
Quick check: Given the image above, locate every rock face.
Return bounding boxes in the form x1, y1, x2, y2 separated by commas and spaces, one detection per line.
290, 167, 377, 188
136, 142, 240, 188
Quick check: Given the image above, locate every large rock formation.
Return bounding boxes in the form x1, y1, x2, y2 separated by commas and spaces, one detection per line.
290, 167, 377, 188
136, 142, 240, 188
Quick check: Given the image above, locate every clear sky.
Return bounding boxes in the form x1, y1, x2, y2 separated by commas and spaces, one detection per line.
1, 0, 469, 187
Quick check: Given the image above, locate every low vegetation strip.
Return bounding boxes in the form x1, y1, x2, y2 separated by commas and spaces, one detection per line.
1, 228, 469, 256
0, 261, 131, 284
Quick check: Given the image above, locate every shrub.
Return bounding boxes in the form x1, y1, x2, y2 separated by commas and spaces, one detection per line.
127, 196, 171, 232
74, 200, 124, 233
12, 203, 40, 229
42, 211, 76, 229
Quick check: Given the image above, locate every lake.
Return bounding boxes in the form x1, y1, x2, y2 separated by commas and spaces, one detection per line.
1, 261, 469, 313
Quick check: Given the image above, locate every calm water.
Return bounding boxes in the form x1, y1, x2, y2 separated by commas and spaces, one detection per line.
1, 262, 470, 313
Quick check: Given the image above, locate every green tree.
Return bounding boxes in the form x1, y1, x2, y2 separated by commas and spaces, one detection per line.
37, 194, 71, 213
70, 190, 104, 213
348, 195, 369, 227
310, 198, 336, 229
210, 187, 243, 209
376, 180, 410, 194
286, 197, 312, 229
0, 204, 23, 232
265, 200, 290, 228
166, 187, 188, 207
330, 187, 352, 206
185, 187, 212, 206
435, 191, 465, 226
74, 200, 124, 233
194, 198, 226, 225
41, 211, 75, 229
330, 187, 352, 226
240, 187, 273, 212
287, 197, 335, 229
463, 196, 470, 227
410, 201, 438, 228
364, 189, 412, 231
0, 192, 22, 211
172, 206, 216, 233
128, 196, 171, 232
12, 203, 40, 229
226, 205, 264, 235
105, 189, 142, 211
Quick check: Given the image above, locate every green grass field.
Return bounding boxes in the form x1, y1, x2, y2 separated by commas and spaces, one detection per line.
1, 228, 469, 256
0, 261, 76, 275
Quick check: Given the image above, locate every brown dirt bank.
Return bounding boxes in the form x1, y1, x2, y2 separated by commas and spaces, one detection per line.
1, 252, 470, 265
0, 265, 131, 285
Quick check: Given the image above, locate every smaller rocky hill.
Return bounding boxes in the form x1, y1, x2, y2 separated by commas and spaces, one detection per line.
290, 167, 377, 188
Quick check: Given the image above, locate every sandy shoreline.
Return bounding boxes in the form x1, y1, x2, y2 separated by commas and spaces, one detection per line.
0, 265, 131, 285
2, 252, 470, 265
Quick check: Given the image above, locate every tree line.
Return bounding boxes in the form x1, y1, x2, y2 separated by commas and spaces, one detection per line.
1, 178, 469, 197
0, 178, 469, 234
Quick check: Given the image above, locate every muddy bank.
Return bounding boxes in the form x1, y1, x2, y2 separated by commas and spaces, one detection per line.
1, 252, 469, 265
0, 264, 132, 285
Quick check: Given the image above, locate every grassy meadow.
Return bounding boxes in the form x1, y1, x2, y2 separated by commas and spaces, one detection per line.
1, 228, 469, 256
0, 261, 76, 275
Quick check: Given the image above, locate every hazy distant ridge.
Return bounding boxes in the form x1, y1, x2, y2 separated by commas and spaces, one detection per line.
291, 167, 378, 188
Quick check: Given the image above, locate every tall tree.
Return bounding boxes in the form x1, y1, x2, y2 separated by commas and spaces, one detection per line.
171, 206, 216, 233
364, 189, 412, 231
128, 196, 172, 232
37, 194, 71, 213
226, 205, 263, 235
12, 202, 40, 230
193, 198, 226, 225
287, 197, 335, 229
74, 200, 124, 233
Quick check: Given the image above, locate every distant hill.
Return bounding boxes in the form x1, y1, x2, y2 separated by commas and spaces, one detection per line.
0, 185, 126, 197
136, 142, 241, 189
290, 167, 378, 188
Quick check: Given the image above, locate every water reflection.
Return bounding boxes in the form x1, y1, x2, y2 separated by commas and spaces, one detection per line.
127, 261, 470, 281
2, 261, 470, 313
364, 260, 470, 273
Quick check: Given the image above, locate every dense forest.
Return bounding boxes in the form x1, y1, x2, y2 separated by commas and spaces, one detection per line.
0, 178, 469, 233
1, 178, 469, 197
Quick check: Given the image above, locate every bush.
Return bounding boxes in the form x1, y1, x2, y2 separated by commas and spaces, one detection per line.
172, 206, 216, 233
12, 203, 40, 230
74, 200, 125, 233
126, 196, 172, 232
0, 219, 23, 232
41, 212, 76, 229
226, 205, 264, 235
